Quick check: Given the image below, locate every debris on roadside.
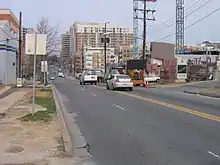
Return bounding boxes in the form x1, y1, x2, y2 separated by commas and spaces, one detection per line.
0, 87, 76, 165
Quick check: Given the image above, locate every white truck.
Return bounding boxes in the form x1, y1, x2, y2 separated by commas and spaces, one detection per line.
144, 75, 160, 83
80, 70, 98, 85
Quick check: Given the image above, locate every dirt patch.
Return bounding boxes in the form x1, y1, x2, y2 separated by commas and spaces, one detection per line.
0, 85, 4, 90
0, 88, 74, 164
36, 89, 52, 98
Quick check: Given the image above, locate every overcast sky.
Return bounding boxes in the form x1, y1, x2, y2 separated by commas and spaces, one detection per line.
2, 0, 220, 44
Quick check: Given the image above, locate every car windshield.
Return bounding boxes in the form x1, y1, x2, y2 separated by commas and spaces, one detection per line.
116, 75, 130, 79
87, 71, 96, 75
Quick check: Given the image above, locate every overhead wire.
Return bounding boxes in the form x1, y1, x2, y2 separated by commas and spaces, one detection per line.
149, 0, 204, 29
148, 0, 203, 29
149, 0, 214, 30
153, 6, 220, 41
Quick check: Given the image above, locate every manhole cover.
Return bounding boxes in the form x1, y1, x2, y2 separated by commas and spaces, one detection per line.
5, 145, 24, 153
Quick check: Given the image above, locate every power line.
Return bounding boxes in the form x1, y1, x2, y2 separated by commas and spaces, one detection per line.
154, 6, 220, 41
149, 0, 214, 30
148, 0, 203, 29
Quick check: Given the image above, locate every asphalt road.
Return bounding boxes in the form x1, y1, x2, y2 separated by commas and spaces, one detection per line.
53, 78, 220, 165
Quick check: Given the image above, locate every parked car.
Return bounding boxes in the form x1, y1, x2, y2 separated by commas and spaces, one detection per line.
58, 72, 65, 78
144, 76, 160, 83
80, 70, 97, 85
106, 74, 133, 91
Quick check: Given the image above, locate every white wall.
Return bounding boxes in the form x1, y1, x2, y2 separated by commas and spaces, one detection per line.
0, 21, 18, 85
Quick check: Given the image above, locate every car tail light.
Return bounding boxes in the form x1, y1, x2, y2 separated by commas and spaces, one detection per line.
115, 79, 120, 82
130, 79, 133, 82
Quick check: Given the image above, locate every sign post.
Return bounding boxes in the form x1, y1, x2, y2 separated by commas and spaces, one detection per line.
25, 33, 47, 116
41, 61, 48, 88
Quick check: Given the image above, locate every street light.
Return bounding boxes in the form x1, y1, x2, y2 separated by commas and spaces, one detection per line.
103, 22, 110, 73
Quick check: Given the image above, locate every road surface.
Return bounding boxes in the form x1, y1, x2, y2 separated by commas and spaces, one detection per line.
53, 78, 220, 165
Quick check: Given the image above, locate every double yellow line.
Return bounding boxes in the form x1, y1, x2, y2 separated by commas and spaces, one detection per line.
114, 91, 220, 122
92, 85, 220, 122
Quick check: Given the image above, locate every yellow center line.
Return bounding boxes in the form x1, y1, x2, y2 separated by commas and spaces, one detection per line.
93, 85, 220, 122
114, 91, 220, 123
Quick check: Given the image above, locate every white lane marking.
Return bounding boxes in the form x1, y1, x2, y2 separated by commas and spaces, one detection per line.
208, 151, 220, 159
81, 88, 85, 91
92, 93, 96, 96
112, 104, 127, 111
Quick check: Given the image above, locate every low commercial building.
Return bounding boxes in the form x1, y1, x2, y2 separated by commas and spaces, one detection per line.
0, 20, 18, 84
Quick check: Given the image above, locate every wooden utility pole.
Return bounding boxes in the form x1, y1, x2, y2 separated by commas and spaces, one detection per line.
97, 54, 99, 68
81, 45, 84, 71
18, 12, 22, 78
73, 57, 76, 76
142, 1, 156, 73
101, 22, 109, 73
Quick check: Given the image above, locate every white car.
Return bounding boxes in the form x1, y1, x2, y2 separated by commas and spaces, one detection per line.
58, 72, 63, 77
80, 70, 98, 85
58, 72, 65, 78
144, 76, 160, 83
106, 74, 133, 91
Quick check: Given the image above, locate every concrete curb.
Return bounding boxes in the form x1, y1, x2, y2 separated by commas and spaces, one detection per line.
52, 85, 73, 154
183, 90, 220, 98
0, 86, 12, 96
52, 85, 91, 158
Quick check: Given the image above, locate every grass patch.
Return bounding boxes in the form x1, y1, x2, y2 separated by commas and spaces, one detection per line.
20, 88, 56, 122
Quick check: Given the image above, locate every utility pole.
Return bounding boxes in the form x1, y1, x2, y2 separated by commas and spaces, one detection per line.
97, 54, 99, 68
104, 22, 107, 73
141, 1, 156, 76
73, 57, 76, 76
81, 45, 84, 71
18, 12, 22, 78
102, 22, 110, 73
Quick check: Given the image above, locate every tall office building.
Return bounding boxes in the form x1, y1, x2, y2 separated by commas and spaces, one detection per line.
61, 31, 70, 64
69, 21, 133, 57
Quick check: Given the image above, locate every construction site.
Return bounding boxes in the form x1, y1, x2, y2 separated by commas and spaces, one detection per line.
131, 0, 220, 82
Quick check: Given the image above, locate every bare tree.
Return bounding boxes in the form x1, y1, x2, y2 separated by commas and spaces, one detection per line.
36, 17, 60, 56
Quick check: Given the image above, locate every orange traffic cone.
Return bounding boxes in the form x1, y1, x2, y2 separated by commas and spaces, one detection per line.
145, 82, 149, 88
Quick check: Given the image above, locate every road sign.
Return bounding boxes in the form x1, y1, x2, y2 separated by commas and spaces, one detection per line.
41, 61, 48, 72
25, 34, 47, 55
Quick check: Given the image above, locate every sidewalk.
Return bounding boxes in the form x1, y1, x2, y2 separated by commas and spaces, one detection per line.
0, 86, 11, 95
0, 91, 27, 115
184, 87, 220, 98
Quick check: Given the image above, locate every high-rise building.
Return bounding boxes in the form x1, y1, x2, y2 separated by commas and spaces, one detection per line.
61, 31, 70, 64
0, 9, 19, 35
69, 21, 133, 57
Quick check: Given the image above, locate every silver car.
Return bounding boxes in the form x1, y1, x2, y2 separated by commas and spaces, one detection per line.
106, 74, 133, 91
